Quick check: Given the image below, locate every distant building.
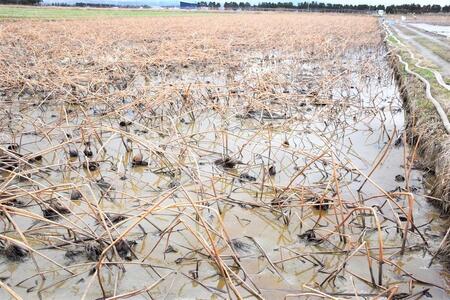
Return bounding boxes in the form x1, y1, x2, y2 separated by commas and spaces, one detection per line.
180, 1, 196, 9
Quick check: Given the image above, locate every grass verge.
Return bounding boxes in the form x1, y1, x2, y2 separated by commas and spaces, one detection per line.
387, 37, 450, 265
414, 36, 450, 64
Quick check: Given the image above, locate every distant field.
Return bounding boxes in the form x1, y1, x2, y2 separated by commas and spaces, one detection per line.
0, 5, 206, 19
388, 14, 450, 25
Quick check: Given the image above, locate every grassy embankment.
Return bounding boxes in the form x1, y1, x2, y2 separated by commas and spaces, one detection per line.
387, 31, 450, 263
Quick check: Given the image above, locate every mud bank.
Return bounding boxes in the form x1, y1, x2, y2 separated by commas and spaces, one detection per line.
387, 42, 450, 264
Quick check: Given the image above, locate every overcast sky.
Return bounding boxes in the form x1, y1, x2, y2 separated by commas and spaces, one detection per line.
322, 0, 448, 5
322, 0, 449, 5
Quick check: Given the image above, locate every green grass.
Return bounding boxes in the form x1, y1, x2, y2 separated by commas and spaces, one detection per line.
387, 35, 399, 46
389, 34, 449, 93
390, 37, 450, 118
0, 5, 208, 19
414, 37, 450, 63
396, 25, 417, 37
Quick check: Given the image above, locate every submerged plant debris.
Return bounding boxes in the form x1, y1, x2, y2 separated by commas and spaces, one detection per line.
0, 12, 448, 299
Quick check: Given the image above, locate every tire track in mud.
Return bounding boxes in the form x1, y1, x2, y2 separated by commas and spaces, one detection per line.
389, 24, 450, 90
391, 24, 450, 78
386, 22, 450, 91
402, 23, 450, 51
384, 22, 450, 134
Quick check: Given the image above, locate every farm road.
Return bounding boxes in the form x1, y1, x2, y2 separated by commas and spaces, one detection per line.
391, 21, 450, 77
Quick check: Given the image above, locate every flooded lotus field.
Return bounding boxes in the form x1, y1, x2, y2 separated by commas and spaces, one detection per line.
0, 13, 449, 299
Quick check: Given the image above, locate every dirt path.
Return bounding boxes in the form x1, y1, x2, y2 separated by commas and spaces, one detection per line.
409, 22, 450, 38
402, 23, 450, 51
391, 22, 450, 76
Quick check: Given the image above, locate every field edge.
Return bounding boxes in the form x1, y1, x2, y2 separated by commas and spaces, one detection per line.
385, 38, 450, 264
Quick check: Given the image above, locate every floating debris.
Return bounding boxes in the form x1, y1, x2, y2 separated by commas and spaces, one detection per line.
230, 239, 253, 254
214, 156, 242, 169
82, 161, 99, 171
42, 201, 70, 220
3, 243, 29, 261
392, 293, 409, 300
0, 155, 19, 171
131, 153, 148, 167
70, 190, 82, 201
85, 241, 104, 261
105, 213, 127, 226
83, 148, 93, 157
268, 164, 277, 176
65, 250, 83, 261
2, 198, 24, 208
115, 239, 137, 260
7, 143, 19, 151
28, 154, 42, 163
298, 229, 323, 244
394, 135, 403, 147
68, 149, 79, 158
168, 179, 180, 188
164, 245, 178, 254
307, 196, 331, 211
96, 178, 113, 190
239, 173, 256, 182
395, 174, 405, 182
119, 120, 132, 127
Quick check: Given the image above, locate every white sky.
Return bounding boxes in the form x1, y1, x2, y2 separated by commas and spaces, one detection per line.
317, 0, 449, 5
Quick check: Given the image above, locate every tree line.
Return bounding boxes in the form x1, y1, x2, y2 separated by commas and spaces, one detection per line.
216, 2, 450, 14
0, 0, 41, 5
197, 1, 220, 8
1, 0, 450, 14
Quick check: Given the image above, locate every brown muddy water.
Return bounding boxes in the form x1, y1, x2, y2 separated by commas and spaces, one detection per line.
0, 47, 449, 299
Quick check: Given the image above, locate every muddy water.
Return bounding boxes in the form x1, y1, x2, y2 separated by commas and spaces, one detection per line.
0, 48, 448, 299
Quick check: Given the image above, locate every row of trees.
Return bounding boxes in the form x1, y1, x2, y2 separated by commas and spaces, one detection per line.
385, 4, 448, 14
214, 2, 450, 14
197, 1, 220, 8
0, 0, 41, 4
223, 2, 251, 9
296, 2, 385, 10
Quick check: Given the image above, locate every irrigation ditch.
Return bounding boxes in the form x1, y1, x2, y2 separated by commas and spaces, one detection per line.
385, 19, 450, 269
